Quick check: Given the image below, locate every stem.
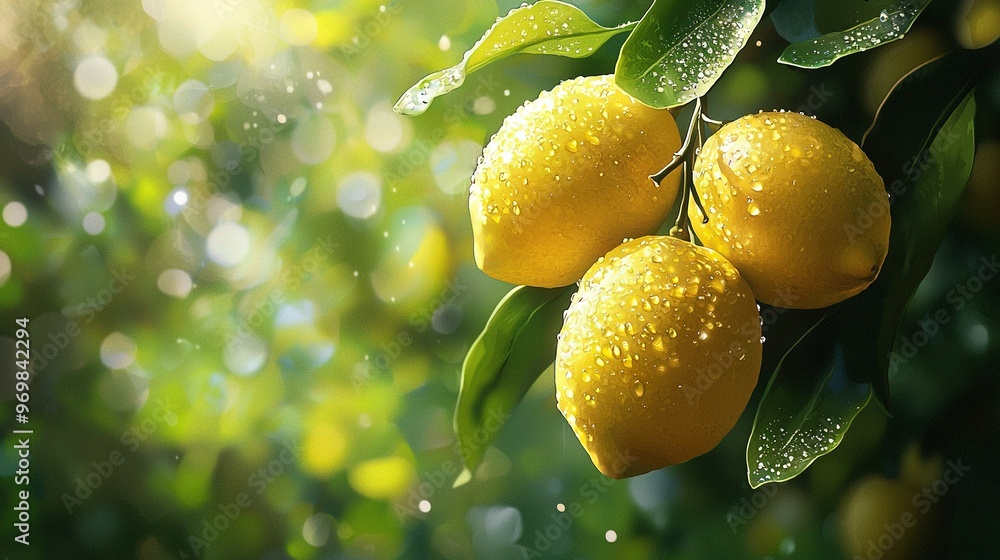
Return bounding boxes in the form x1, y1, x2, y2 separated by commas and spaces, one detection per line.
650, 97, 702, 185
652, 96, 724, 240
667, 161, 691, 241
654, 97, 709, 240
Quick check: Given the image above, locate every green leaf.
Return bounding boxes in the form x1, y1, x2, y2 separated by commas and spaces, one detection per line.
614, 0, 765, 108
747, 316, 872, 488
778, 0, 931, 68
453, 285, 574, 486
840, 50, 982, 406
394, 1, 635, 116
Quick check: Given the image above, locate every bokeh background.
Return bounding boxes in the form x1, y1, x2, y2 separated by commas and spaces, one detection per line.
1, 0, 999, 559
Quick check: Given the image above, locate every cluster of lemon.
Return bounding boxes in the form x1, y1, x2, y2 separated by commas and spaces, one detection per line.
469, 75, 891, 478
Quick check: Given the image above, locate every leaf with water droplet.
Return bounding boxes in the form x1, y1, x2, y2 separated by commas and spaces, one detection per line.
615, 0, 765, 108
778, 0, 931, 68
747, 316, 871, 488
454, 284, 574, 486
394, 1, 636, 115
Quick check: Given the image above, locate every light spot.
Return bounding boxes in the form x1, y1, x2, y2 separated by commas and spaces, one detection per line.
157, 269, 193, 298
279, 9, 318, 46
74, 55, 118, 100
83, 212, 106, 235
223, 335, 267, 376
348, 456, 415, 499
87, 159, 112, 183
365, 104, 407, 152
419, 500, 432, 513
438, 35, 451, 51
337, 172, 382, 218
206, 222, 251, 267
966, 322, 988, 352
101, 332, 137, 369
302, 513, 334, 547
292, 114, 336, 164
98, 369, 149, 412
173, 80, 214, 124
473, 96, 496, 115
125, 106, 169, 150
3, 202, 27, 227
289, 177, 307, 197
172, 189, 189, 205
0, 250, 10, 287
605, 530, 617, 542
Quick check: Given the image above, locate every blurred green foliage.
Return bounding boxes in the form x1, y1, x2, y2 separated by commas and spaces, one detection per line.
0, 1, 998, 559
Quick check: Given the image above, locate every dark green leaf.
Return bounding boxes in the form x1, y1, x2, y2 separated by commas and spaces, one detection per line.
614, 0, 765, 108
778, 0, 931, 68
394, 1, 635, 115
747, 315, 872, 488
453, 285, 573, 486
770, 0, 820, 43
840, 50, 982, 406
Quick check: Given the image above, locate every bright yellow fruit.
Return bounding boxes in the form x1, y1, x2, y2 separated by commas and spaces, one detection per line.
690, 111, 890, 309
556, 236, 762, 478
470, 75, 683, 288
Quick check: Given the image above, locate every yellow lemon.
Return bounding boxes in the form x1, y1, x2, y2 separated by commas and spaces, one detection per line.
690, 111, 890, 309
470, 75, 683, 288
556, 236, 762, 478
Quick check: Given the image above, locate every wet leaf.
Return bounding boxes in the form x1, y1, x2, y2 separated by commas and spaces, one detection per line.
778, 0, 931, 68
453, 285, 573, 486
615, 0, 765, 108
839, 50, 980, 406
748, 316, 872, 488
394, 1, 634, 115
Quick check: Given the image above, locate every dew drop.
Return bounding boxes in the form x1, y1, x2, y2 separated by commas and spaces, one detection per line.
633, 380, 644, 397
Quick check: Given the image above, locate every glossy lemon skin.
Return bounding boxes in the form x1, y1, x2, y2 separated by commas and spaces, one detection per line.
470, 75, 682, 288
690, 111, 890, 309
556, 236, 762, 478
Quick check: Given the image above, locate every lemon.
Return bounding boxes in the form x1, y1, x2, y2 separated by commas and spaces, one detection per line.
556, 236, 762, 478
838, 473, 946, 560
690, 111, 890, 309
470, 75, 683, 288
